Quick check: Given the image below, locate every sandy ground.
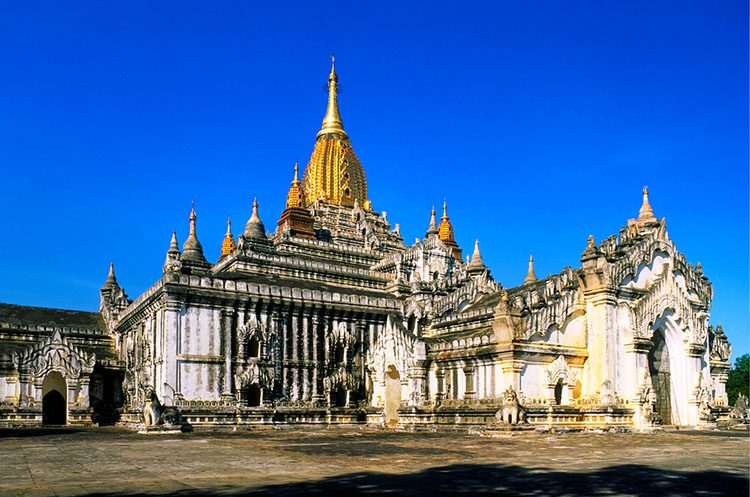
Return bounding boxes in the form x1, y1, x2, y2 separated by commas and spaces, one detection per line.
0, 426, 747, 496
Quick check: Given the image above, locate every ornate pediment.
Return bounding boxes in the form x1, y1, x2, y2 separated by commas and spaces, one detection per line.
235, 362, 273, 390
546, 355, 571, 384
12, 330, 96, 379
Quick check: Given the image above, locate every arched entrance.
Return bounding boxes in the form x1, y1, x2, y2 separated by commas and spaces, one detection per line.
42, 371, 67, 425
247, 384, 262, 407
648, 329, 672, 424
384, 365, 401, 427
330, 387, 348, 407
554, 379, 564, 405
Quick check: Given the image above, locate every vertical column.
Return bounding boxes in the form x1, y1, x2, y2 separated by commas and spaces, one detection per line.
290, 312, 299, 401
311, 312, 323, 403
301, 310, 310, 401
77, 377, 90, 408
407, 366, 426, 406
500, 361, 524, 393
272, 310, 284, 400
686, 344, 707, 425
163, 299, 182, 403
220, 308, 235, 399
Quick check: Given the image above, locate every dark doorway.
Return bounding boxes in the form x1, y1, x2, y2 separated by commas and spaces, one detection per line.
247, 384, 262, 407
554, 380, 564, 405
648, 329, 672, 424
248, 337, 260, 358
43, 390, 66, 425
331, 388, 348, 407
335, 344, 345, 364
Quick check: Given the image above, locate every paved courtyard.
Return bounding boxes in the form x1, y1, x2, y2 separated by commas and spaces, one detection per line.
0, 426, 747, 497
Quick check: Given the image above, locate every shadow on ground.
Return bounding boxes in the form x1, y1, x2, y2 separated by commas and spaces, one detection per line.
0, 427, 85, 438
78, 463, 747, 497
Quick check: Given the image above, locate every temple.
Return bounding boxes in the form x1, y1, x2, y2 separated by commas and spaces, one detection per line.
0, 59, 734, 430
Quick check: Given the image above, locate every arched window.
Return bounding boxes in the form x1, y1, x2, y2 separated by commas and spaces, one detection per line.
335, 343, 345, 364
248, 337, 260, 358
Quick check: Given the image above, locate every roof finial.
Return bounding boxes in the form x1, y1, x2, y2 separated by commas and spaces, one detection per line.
318, 55, 347, 139
104, 261, 118, 287
285, 162, 306, 208
245, 193, 266, 238
467, 239, 488, 275
638, 185, 656, 222
169, 231, 179, 252
524, 251, 538, 284
426, 205, 438, 236
163, 231, 181, 272
220, 216, 236, 259
438, 199, 455, 242
182, 204, 207, 263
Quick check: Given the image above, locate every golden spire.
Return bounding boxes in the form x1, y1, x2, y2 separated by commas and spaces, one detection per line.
524, 252, 538, 284
286, 162, 307, 208
292, 161, 301, 185
303, 58, 368, 207
438, 200, 454, 241
638, 185, 657, 222
220, 216, 235, 259
317, 53, 348, 139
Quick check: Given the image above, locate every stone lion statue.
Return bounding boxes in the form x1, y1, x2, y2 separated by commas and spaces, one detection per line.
496, 387, 526, 425
730, 394, 750, 423
143, 391, 181, 428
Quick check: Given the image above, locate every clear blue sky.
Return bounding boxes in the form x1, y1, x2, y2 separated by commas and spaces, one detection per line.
0, 2, 747, 359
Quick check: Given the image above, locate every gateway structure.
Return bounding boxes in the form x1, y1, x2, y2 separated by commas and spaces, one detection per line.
0, 60, 733, 429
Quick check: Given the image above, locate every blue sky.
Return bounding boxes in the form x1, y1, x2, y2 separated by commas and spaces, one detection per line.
0, 2, 747, 358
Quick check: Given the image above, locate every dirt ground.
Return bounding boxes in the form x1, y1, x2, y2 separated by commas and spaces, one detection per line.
0, 426, 747, 497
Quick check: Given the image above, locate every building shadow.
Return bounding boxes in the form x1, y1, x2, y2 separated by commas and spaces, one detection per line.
75, 463, 747, 497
